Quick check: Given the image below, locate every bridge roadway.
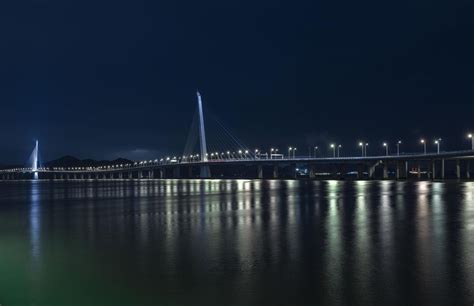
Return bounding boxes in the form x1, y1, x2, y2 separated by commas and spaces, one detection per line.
1, 150, 474, 180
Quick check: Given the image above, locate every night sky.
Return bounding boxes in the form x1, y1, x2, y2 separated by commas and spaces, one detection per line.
1, 0, 472, 164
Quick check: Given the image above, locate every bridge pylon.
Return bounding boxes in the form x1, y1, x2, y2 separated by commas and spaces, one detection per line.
197, 91, 211, 178
32, 140, 39, 180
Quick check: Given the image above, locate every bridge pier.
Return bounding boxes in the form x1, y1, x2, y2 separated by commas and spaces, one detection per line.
456, 160, 461, 179
441, 159, 445, 180
199, 165, 210, 179
432, 160, 436, 180
257, 165, 263, 179
368, 162, 377, 179
173, 167, 181, 179
138, 171, 143, 179
404, 161, 409, 179
118, 173, 123, 179
128, 172, 133, 179
273, 166, 279, 179
467, 161, 471, 179
383, 163, 388, 179
309, 165, 315, 179
149, 170, 154, 179
417, 163, 421, 179
292, 163, 297, 179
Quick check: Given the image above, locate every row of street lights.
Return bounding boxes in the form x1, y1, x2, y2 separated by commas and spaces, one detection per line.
312, 134, 474, 158
68, 133, 474, 170
53, 133, 474, 171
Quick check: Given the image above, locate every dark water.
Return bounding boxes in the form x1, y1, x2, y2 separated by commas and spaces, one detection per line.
0, 180, 473, 306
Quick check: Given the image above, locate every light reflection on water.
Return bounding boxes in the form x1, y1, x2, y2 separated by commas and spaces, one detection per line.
0, 180, 472, 306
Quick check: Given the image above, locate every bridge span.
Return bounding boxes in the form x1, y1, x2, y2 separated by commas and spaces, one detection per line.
2, 150, 474, 181
1, 92, 474, 181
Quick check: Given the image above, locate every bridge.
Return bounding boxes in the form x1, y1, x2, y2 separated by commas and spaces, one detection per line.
1, 92, 474, 181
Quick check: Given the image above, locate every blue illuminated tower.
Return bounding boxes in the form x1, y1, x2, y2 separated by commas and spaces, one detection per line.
197, 91, 211, 178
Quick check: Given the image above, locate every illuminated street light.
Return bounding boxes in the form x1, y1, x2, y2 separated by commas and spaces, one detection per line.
314, 146, 318, 158
293, 147, 297, 159
383, 142, 389, 156
330, 144, 335, 158
420, 139, 426, 154
434, 138, 441, 154
359, 142, 368, 157
288, 147, 292, 159
468, 134, 473, 150
396, 140, 402, 156
337, 145, 342, 157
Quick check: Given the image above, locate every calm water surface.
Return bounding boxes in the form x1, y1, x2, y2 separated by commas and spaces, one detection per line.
0, 180, 473, 306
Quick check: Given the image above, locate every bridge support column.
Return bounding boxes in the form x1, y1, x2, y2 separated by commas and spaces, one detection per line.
118, 173, 122, 179
292, 163, 297, 179
257, 165, 263, 179
356, 165, 363, 179
432, 160, 436, 180
441, 159, 445, 180
405, 161, 409, 179
173, 167, 181, 179
309, 165, 315, 179
456, 160, 461, 179
272, 166, 279, 179
138, 171, 143, 179
368, 163, 376, 179
199, 165, 210, 179
128, 172, 133, 179
417, 163, 421, 179
383, 163, 388, 179
467, 161, 471, 180
160, 169, 164, 179
149, 170, 154, 179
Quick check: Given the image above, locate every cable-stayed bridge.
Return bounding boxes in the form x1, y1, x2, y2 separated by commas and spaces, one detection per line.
2, 92, 474, 181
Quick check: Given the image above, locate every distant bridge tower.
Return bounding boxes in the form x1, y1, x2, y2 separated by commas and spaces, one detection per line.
197, 91, 211, 178
32, 140, 39, 180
